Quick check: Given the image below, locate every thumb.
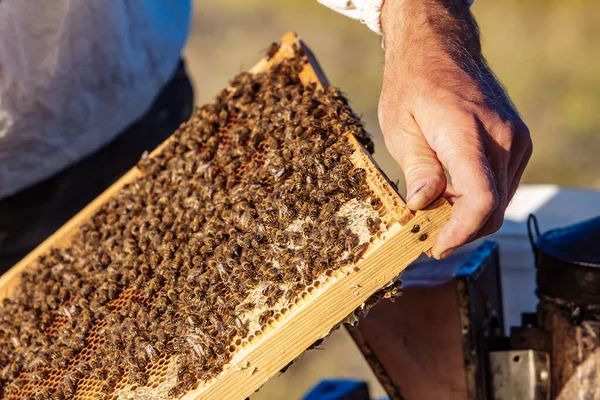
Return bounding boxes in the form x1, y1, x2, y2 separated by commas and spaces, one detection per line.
381, 113, 447, 210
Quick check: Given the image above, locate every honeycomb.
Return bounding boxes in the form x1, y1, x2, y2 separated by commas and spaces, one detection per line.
0, 42, 397, 399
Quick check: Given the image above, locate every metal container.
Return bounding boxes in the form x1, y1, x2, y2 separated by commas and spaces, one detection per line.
529, 214, 600, 399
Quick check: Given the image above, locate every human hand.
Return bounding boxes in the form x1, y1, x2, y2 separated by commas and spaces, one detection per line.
378, 0, 532, 259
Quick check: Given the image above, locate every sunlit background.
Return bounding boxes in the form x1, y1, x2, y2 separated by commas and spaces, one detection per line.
183, 0, 600, 398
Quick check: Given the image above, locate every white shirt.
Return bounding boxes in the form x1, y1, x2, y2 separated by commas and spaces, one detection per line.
0, 0, 381, 199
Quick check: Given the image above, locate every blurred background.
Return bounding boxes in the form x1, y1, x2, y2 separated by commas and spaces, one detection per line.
183, 0, 600, 398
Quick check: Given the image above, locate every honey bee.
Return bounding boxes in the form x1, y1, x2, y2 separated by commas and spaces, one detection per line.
131, 370, 149, 386
143, 277, 163, 299
349, 168, 366, 183
167, 385, 182, 398
50, 389, 66, 400
50, 356, 67, 369
351, 243, 370, 262
370, 197, 384, 211
61, 347, 76, 360
108, 366, 123, 382
237, 325, 250, 338
264, 295, 278, 308
264, 41, 281, 60
180, 372, 198, 390
167, 289, 179, 303
99, 381, 113, 395
319, 205, 336, 223
331, 238, 345, 255
258, 310, 274, 326
366, 217, 381, 235
32, 388, 52, 400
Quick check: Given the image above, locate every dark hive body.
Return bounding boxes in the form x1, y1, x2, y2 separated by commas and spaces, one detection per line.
0, 46, 384, 399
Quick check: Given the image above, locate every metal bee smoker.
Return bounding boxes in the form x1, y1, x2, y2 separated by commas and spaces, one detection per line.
524, 214, 600, 399
488, 215, 600, 400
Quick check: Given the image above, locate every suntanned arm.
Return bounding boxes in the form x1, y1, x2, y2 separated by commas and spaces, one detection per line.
378, 0, 532, 258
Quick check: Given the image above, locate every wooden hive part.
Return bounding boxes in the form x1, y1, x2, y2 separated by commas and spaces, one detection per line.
0, 33, 451, 400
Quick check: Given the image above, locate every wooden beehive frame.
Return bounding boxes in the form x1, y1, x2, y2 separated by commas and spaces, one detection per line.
0, 32, 452, 399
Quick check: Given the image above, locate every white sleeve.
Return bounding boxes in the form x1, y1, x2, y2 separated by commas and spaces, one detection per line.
317, 0, 385, 35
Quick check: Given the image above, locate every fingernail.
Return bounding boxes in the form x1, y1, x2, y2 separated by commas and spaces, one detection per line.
439, 247, 458, 260
406, 181, 428, 209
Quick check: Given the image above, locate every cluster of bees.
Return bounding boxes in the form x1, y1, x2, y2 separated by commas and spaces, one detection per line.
0, 44, 383, 399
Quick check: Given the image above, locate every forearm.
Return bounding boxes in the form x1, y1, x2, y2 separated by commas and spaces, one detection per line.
318, 0, 479, 56
382, 0, 516, 120
382, 0, 482, 74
